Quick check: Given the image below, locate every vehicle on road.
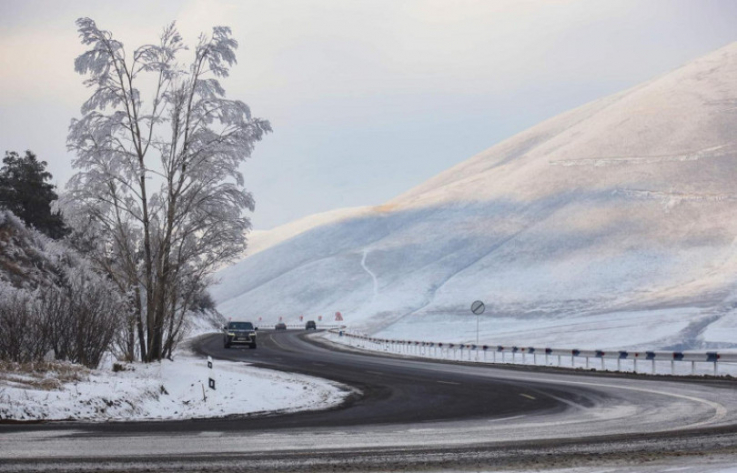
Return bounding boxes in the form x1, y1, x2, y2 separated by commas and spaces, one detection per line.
275, 322, 287, 330
305, 320, 317, 330
223, 321, 257, 349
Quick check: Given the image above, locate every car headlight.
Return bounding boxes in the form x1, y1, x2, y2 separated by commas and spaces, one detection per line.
227, 332, 235, 336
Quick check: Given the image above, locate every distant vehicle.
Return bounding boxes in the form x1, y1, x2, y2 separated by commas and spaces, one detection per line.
275, 322, 287, 330
305, 320, 317, 330
223, 321, 257, 349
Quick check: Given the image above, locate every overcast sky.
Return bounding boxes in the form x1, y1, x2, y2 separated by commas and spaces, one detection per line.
1, 0, 737, 230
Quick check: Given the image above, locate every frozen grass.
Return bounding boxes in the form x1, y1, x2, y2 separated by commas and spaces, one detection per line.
0, 361, 89, 391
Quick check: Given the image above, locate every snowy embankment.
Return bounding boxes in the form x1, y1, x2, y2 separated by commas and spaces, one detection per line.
0, 335, 349, 422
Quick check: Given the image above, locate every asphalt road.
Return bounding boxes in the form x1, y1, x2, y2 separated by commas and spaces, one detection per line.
3, 330, 737, 472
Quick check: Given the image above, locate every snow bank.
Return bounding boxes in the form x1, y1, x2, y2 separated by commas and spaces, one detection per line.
0, 338, 350, 422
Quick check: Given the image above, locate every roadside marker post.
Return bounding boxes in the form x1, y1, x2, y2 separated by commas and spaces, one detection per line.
206, 356, 216, 396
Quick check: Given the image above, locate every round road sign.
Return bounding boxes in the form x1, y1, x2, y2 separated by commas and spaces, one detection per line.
471, 300, 485, 315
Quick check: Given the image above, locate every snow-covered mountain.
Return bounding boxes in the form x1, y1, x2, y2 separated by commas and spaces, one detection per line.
212, 42, 737, 351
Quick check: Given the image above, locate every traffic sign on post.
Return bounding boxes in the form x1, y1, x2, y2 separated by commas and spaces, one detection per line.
471, 300, 485, 352
471, 300, 485, 315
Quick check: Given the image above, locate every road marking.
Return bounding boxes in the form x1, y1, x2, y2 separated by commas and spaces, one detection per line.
520, 393, 536, 400
522, 377, 728, 429
437, 380, 460, 385
487, 415, 527, 423
268, 334, 291, 352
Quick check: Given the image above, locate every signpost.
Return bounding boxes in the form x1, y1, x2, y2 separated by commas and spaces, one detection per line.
471, 300, 485, 348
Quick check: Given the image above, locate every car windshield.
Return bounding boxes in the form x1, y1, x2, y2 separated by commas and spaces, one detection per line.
228, 322, 253, 330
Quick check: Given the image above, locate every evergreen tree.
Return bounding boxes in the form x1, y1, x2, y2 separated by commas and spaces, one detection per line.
0, 151, 68, 239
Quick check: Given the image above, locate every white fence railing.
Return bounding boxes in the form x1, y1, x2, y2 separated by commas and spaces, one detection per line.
328, 330, 737, 376
266, 324, 344, 330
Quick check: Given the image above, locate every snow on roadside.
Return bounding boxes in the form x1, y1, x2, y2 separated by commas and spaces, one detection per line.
0, 335, 351, 422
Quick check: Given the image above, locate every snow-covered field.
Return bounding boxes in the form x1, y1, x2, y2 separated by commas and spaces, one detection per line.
213, 42, 737, 353
0, 335, 349, 422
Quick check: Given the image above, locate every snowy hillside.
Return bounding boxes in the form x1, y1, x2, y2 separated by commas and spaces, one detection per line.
213, 42, 737, 351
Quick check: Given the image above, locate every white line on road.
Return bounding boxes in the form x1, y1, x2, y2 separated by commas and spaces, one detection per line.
268, 334, 291, 351
437, 380, 460, 385
487, 415, 527, 423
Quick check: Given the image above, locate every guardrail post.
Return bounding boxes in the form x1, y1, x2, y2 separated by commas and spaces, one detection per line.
585, 356, 589, 369
533, 353, 537, 365
571, 354, 574, 367
671, 360, 674, 375
558, 355, 561, 366
601, 357, 604, 370
707, 353, 719, 376
617, 358, 621, 371
691, 361, 695, 375
634, 357, 638, 373
651, 359, 655, 375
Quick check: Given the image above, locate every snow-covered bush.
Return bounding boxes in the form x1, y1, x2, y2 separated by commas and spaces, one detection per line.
0, 209, 128, 368
0, 284, 48, 363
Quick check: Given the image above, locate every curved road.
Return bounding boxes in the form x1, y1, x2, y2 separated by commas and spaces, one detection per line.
2, 330, 737, 471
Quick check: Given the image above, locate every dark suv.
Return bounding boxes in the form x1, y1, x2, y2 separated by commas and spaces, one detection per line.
305, 320, 317, 330
223, 321, 257, 349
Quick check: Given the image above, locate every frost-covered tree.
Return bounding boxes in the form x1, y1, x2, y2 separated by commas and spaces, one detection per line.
65, 18, 270, 361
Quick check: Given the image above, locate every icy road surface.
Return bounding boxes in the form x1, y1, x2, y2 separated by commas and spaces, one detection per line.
3, 331, 737, 471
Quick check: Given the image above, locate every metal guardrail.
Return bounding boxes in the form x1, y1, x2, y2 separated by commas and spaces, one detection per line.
268, 324, 344, 330
329, 330, 737, 376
